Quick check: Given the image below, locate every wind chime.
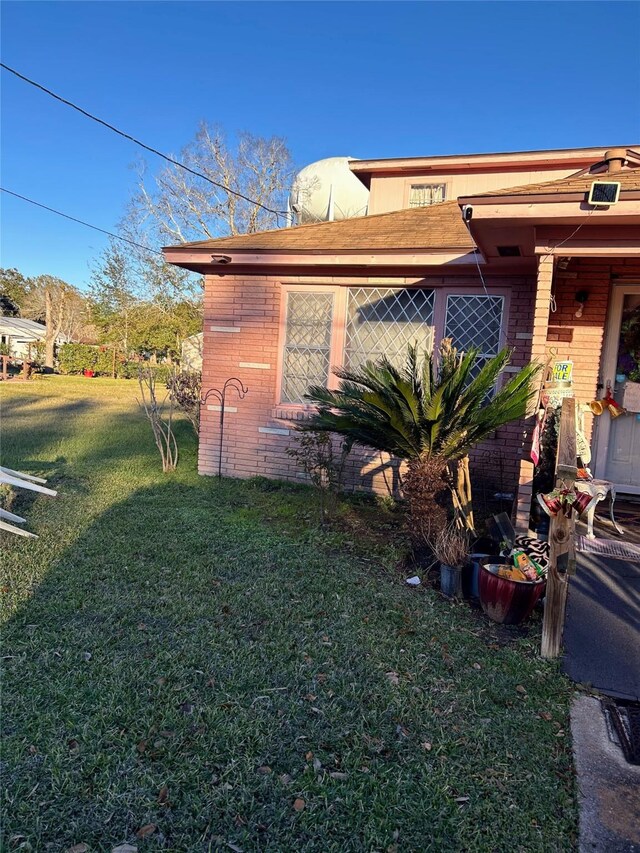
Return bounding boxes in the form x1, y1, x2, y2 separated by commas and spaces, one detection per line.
588, 381, 626, 419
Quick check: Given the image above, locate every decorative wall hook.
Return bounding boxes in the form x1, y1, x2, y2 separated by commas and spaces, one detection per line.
201, 378, 249, 479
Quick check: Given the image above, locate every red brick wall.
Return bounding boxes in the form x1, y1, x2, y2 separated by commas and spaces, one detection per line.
515, 256, 640, 530
545, 257, 640, 440
199, 271, 541, 499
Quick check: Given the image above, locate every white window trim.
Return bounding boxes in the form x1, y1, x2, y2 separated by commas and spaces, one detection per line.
276, 284, 510, 409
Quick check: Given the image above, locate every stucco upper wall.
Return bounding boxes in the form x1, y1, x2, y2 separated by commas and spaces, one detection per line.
368, 167, 585, 215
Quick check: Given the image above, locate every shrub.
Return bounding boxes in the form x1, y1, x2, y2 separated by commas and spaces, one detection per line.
137, 367, 178, 472
57, 344, 98, 374
287, 431, 352, 524
56, 344, 174, 381
150, 365, 173, 384
166, 370, 201, 435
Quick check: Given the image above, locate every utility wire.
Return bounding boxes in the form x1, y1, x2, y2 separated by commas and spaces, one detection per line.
1, 187, 164, 256
0, 62, 286, 219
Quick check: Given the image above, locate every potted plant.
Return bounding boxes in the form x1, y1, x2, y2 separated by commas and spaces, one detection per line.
478, 562, 545, 625
432, 524, 469, 598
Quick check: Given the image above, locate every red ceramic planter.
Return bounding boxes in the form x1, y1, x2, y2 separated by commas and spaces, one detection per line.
478, 562, 545, 625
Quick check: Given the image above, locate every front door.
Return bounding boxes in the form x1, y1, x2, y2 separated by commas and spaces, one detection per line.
594, 285, 640, 493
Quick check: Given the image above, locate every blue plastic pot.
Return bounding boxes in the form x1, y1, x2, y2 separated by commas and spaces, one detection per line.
464, 553, 492, 599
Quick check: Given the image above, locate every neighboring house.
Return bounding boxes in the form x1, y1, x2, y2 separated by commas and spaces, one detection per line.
0, 316, 67, 360
164, 145, 640, 530
181, 332, 203, 372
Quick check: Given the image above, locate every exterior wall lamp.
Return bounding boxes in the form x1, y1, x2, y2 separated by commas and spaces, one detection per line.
575, 290, 589, 319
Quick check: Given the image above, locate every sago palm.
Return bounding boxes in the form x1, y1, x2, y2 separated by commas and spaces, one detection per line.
303, 340, 540, 541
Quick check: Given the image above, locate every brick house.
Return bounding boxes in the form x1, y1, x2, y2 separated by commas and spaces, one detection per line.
164, 146, 640, 529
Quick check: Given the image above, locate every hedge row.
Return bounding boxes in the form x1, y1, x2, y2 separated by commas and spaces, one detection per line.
57, 344, 173, 382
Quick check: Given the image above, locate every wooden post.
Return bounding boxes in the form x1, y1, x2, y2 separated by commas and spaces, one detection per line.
541, 396, 577, 659
112, 346, 117, 379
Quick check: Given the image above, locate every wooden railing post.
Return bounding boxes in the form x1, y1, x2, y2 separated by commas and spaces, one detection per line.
541, 397, 577, 660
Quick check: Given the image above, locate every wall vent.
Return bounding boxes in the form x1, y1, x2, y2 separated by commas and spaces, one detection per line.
496, 245, 521, 257
588, 181, 621, 207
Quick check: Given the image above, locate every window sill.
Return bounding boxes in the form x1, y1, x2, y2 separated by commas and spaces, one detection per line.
272, 405, 316, 422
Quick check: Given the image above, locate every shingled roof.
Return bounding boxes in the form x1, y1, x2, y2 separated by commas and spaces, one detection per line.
166, 199, 474, 253
466, 167, 640, 198
165, 167, 640, 258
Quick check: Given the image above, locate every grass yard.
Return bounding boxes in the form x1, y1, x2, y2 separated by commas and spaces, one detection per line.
1, 376, 578, 852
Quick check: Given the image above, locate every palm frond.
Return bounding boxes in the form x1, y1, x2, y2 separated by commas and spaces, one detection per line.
303, 342, 540, 465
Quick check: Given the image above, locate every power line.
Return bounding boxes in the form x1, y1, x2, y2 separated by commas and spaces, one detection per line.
0, 62, 286, 219
1, 187, 164, 256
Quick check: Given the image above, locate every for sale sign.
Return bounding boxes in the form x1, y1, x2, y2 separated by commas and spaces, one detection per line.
552, 361, 573, 383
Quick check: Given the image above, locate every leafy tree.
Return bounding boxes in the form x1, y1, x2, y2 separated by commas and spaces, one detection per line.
90, 243, 201, 358
89, 242, 140, 353
0, 268, 30, 315
126, 302, 200, 358
302, 341, 540, 543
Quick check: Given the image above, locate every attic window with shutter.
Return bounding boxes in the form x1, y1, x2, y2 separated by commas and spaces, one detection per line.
408, 183, 446, 208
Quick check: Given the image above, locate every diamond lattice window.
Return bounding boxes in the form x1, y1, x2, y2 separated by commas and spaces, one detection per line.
345, 288, 435, 369
408, 184, 446, 208
445, 294, 505, 381
282, 292, 334, 403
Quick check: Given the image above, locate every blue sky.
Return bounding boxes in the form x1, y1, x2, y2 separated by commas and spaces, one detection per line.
2, 0, 639, 291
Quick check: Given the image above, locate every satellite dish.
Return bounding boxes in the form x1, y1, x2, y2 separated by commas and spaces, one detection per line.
289, 157, 369, 225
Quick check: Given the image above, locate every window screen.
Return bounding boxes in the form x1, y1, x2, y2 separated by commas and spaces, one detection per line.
281, 292, 333, 403
444, 294, 505, 380
345, 287, 435, 369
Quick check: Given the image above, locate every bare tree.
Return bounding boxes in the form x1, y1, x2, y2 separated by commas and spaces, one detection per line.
89, 123, 294, 347
132, 125, 294, 243
137, 367, 178, 472
21, 276, 92, 366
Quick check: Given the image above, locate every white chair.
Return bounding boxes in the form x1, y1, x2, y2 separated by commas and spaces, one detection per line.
574, 408, 624, 540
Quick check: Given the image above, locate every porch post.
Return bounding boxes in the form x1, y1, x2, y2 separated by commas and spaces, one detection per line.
515, 254, 554, 532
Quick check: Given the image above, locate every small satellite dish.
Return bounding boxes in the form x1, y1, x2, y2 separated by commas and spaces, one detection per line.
588, 181, 621, 207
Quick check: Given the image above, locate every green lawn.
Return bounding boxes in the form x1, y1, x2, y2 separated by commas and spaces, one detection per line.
1, 376, 577, 852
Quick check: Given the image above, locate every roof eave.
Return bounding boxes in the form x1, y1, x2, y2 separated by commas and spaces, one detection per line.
162, 246, 478, 274
349, 146, 631, 178
459, 190, 640, 206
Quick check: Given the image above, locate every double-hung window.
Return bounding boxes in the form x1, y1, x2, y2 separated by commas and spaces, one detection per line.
279, 287, 506, 404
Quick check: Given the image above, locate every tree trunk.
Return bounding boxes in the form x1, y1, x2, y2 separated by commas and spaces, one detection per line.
44, 288, 55, 368
448, 455, 476, 534
403, 455, 450, 547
